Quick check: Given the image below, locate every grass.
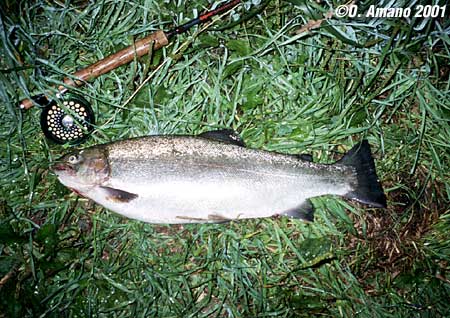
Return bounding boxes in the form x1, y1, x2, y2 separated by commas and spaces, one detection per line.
1, 0, 449, 316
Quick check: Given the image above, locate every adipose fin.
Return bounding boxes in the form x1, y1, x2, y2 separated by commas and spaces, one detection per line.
199, 129, 246, 147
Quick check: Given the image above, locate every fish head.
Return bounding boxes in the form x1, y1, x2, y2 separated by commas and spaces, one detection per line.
52, 146, 110, 191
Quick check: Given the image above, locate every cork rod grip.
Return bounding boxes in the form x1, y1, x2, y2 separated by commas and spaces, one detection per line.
19, 30, 169, 109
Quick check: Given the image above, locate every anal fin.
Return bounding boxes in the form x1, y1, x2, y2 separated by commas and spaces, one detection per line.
100, 186, 138, 203
281, 200, 315, 222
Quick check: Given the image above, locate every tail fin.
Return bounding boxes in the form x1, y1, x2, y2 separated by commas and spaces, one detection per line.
338, 140, 387, 208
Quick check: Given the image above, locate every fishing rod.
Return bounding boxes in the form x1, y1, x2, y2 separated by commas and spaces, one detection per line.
18, 0, 243, 144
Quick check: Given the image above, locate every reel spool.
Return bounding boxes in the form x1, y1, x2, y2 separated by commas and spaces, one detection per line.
37, 94, 95, 145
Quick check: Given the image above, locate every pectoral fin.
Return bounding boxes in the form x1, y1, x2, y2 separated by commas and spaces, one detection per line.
281, 200, 315, 222
100, 186, 138, 203
199, 129, 246, 147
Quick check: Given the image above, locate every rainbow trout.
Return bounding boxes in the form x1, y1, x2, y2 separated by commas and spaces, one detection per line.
52, 130, 386, 223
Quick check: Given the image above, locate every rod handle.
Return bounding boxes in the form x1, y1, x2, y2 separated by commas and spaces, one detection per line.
19, 30, 169, 110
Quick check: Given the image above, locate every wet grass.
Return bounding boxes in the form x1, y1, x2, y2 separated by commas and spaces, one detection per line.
1, 0, 449, 317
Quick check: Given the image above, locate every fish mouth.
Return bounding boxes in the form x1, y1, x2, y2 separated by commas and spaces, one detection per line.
51, 163, 68, 171
51, 163, 75, 175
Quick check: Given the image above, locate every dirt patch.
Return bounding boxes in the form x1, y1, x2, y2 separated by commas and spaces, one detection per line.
346, 165, 447, 284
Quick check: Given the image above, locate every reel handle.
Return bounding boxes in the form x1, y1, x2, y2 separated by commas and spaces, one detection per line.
19, 30, 169, 110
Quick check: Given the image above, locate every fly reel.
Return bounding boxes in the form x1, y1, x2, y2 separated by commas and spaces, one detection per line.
36, 94, 95, 145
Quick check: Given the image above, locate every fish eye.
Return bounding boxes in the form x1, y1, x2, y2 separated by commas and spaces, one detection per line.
67, 154, 81, 164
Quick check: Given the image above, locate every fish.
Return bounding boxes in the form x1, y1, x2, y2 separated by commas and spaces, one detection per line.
52, 129, 387, 224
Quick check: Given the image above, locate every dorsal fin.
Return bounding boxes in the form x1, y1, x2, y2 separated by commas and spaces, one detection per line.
198, 129, 245, 147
